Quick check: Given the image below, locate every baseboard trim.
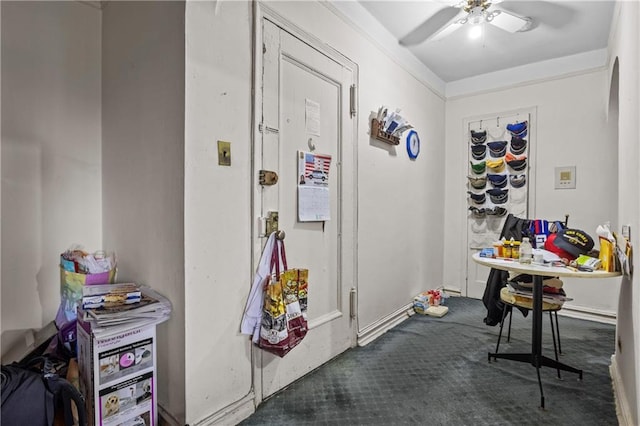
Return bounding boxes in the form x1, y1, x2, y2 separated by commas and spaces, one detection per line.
610, 354, 635, 426
357, 303, 414, 347
558, 304, 617, 325
189, 392, 255, 426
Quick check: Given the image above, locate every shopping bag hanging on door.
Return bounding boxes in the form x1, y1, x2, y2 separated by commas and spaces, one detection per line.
241, 233, 278, 343
259, 237, 309, 357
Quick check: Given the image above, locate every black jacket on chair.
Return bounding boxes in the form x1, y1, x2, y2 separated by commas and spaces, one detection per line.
482, 214, 531, 326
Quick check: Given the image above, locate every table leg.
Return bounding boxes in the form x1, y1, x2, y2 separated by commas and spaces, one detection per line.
532, 275, 543, 367
487, 274, 583, 408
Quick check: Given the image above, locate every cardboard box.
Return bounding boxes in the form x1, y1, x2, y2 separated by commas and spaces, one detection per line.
77, 317, 157, 426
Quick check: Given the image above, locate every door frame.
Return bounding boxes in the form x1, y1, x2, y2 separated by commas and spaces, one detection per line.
250, 1, 359, 405
462, 106, 538, 297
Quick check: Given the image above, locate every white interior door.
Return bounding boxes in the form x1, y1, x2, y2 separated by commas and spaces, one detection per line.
257, 18, 357, 399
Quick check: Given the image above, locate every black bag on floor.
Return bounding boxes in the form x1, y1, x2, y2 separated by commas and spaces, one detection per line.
1, 357, 87, 426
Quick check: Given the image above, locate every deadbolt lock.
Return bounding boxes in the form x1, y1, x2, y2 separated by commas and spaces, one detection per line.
259, 170, 279, 186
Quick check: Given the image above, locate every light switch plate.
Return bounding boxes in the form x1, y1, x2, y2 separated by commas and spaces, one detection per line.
218, 141, 231, 166
554, 166, 576, 189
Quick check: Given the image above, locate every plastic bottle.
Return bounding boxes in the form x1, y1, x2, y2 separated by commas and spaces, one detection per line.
519, 237, 533, 264
504, 238, 512, 258
512, 241, 520, 259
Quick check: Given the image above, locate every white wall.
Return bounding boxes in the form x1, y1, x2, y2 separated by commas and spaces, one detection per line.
262, 0, 446, 337
184, 1, 445, 423
184, 2, 254, 424
444, 70, 621, 315
101, 1, 186, 422
607, 2, 639, 424
1, 1, 102, 356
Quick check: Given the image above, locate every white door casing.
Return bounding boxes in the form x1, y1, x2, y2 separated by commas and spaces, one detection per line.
253, 13, 358, 401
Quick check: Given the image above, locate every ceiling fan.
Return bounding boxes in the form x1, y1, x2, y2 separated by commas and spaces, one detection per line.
399, 0, 533, 46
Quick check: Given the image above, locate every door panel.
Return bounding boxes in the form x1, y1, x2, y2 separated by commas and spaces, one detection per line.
258, 19, 355, 399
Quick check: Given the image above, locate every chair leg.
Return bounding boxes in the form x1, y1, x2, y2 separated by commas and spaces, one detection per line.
495, 304, 510, 354
554, 311, 562, 355
549, 311, 561, 379
507, 306, 513, 343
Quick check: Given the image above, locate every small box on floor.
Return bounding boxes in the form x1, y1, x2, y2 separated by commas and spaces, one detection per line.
77, 316, 157, 426
413, 289, 449, 316
425, 305, 448, 317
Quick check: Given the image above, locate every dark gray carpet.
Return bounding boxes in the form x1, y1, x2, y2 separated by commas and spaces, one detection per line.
240, 297, 617, 425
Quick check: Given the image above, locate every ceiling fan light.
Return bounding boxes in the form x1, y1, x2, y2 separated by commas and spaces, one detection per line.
469, 24, 483, 39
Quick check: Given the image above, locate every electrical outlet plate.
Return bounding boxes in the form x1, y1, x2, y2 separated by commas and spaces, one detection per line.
554, 166, 576, 189
622, 224, 631, 241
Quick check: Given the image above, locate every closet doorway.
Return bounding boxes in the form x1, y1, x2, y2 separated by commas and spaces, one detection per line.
465, 108, 537, 298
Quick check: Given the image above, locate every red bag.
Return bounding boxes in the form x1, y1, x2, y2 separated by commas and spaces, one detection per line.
258, 238, 308, 357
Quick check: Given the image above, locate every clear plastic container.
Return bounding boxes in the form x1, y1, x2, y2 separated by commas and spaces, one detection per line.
519, 237, 533, 264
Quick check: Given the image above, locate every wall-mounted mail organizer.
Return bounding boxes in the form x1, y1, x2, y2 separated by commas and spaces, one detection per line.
371, 118, 400, 145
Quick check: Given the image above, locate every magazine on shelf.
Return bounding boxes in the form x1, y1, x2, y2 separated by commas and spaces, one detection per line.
79, 286, 172, 338
505, 284, 573, 304
82, 282, 142, 309
87, 287, 169, 319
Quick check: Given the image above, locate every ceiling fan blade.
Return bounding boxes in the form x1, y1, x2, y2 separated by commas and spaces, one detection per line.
489, 8, 532, 33
399, 6, 463, 46
430, 18, 465, 42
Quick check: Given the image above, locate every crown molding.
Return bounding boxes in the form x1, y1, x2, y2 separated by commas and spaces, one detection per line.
446, 49, 608, 99
323, 0, 446, 99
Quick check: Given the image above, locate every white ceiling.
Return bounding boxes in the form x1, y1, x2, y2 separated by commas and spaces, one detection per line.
358, 0, 615, 83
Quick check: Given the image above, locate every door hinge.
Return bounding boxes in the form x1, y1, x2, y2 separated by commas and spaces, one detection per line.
349, 84, 357, 118
349, 287, 357, 319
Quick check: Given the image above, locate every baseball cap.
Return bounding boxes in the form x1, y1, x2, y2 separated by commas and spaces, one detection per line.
471, 144, 487, 160
486, 158, 505, 173
486, 188, 509, 204
470, 161, 486, 174
544, 233, 575, 260
468, 206, 486, 218
468, 176, 487, 189
510, 137, 527, 155
553, 229, 594, 258
468, 191, 486, 204
507, 121, 528, 138
487, 141, 508, 158
487, 173, 508, 188
470, 130, 487, 144
509, 174, 527, 188
486, 206, 508, 217
507, 159, 527, 171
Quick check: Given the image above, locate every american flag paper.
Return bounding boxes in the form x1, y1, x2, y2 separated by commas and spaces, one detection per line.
298, 151, 331, 221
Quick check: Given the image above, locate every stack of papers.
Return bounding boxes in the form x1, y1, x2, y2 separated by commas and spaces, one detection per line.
79, 285, 171, 338
82, 283, 141, 309
506, 281, 573, 305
